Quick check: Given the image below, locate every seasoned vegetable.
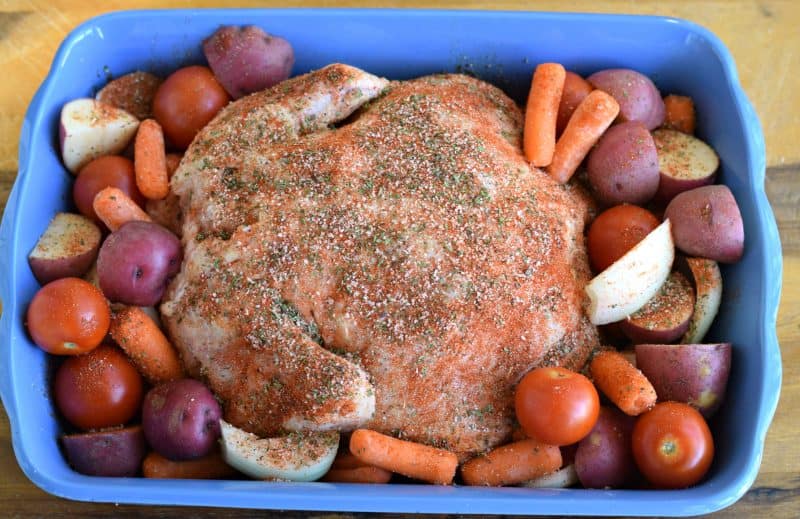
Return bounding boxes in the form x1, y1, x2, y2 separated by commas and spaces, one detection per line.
203, 25, 295, 99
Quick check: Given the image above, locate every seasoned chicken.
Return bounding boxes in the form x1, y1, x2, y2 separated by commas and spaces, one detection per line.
161, 63, 599, 458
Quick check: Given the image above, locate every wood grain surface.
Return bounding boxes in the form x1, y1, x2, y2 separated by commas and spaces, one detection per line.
0, 1, 797, 518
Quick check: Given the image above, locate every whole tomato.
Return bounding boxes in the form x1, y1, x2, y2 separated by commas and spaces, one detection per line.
632, 401, 714, 488
73, 155, 144, 224
515, 366, 600, 446
26, 277, 110, 355
54, 344, 144, 430
586, 204, 660, 272
153, 66, 230, 149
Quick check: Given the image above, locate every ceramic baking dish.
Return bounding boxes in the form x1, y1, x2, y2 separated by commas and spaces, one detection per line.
0, 8, 781, 515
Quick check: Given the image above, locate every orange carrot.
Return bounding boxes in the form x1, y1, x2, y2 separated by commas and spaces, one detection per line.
523, 63, 566, 167
556, 71, 593, 136
349, 429, 458, 485
460, 438, 562, 487
134, 119, 169, 200
321, 466, 393, 484
142, 450, 238, 479
92, 186, 152, 231
590, 350, 657, 416
332, 451, 367, 470
546, 89, 620, 184
663, 94, 696, 134
110, 306, 184, 384
165, 152, 183, 179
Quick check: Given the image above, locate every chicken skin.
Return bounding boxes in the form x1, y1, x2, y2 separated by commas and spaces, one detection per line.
161, 64, 598, 458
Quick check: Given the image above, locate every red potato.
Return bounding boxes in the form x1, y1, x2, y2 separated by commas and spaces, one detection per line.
587, 68, 666, 130
682, 257, 723, 343
575, 406, 637, 489
73, 155, 145, 224
96, 71, 162, 121
586, 121, 659, 206
203, 25, 295, 100
28, 212, 101, 285
635, 343, 732, 418
60, 99, 139, 173
652, 129, 719, 204
142, 379, 222, 461
556, 71, 593, 136
97, 221, 182, 306
620, 271, 696, 344
664, 185, 745, 263
61, 425, 146, 477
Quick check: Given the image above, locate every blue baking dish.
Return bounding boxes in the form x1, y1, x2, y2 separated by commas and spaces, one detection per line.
0, 8, 781, 515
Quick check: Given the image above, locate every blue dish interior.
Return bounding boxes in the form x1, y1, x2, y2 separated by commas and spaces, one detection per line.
0, 8, 781, 516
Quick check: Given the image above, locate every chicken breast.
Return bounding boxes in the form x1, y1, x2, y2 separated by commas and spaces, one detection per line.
161, 63, 599, 458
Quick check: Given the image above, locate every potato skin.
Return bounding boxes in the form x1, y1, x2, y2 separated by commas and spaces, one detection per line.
575, 406, 637, 489
588, 69, 665, 130
664, 185, 744, 263
203, 25, 294, 99
587, 121, 659, 206
634, 343, 732, 418
97, 221, 182, 306
142, 379, 222, 461
28, 213, 102, 285
61, 425, 146, 477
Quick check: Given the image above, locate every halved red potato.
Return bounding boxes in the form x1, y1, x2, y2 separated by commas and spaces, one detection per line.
681, 257, 723, 343
619, 271, 695, 344
28, 212, 102, 285
61, 425, 147, 477
96, 71, 162, 121
634, 343, 732, 418
652, 129, 719, 204
60, 99, 139, 173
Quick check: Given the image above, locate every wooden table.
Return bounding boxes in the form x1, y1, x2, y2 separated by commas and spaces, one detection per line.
1, 1, 797, 517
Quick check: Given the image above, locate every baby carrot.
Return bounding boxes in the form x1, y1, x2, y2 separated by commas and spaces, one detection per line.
590, 350, 657, 416
556, 71, 593, 136
460, 438, 562, 487
349, 429, 458, 485
663, 94, 696, 134
110, 305, 184, 384
332, 451, 367, 470
523, 63, 566, 167
546, 89, 620, 184
165, 152, 183, 179
93, 186, 152, 231
321, 466, 393, 484
134, 119, 169, 200
142, 450, 238, 479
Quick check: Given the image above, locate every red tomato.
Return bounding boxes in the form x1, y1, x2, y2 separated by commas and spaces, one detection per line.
515, 367, 600, 446
26, 278, 110, 355
586, 204, 660, 272
54, 344, 144, 430
73, 155, 143, 223
153, 66, 230, 149
632, 401, 714, 488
